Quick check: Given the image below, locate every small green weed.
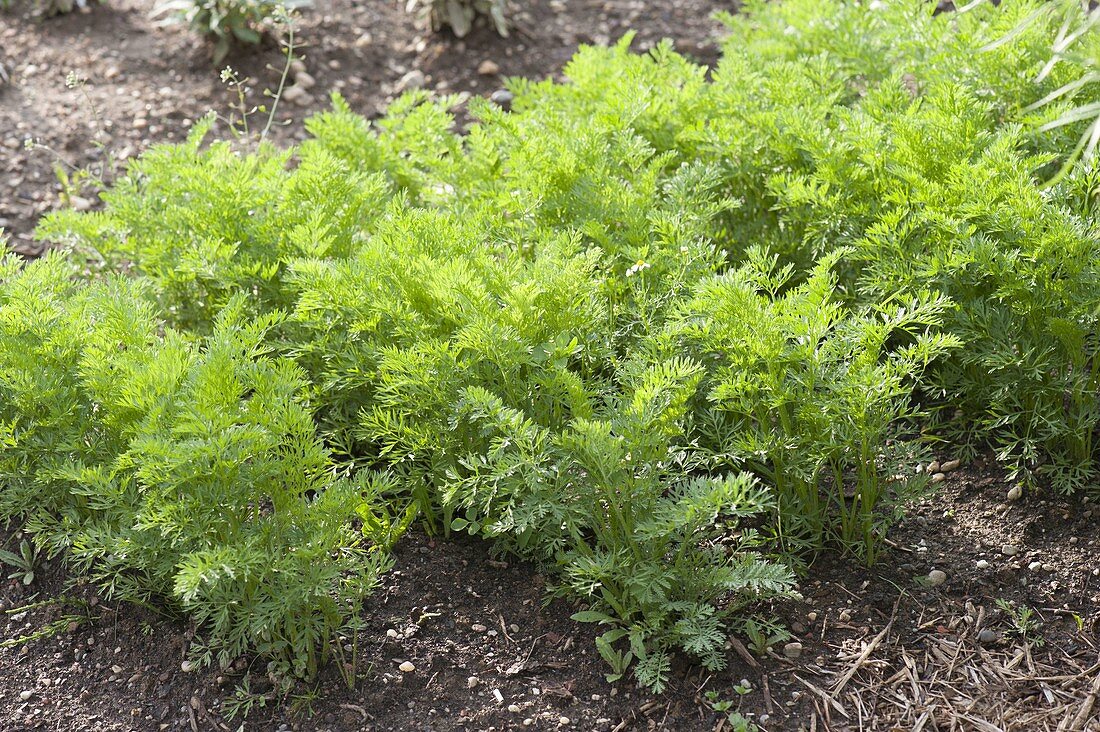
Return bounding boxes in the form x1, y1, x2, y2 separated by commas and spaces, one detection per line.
0, 537, 37, 585
996, 598, 1045, 646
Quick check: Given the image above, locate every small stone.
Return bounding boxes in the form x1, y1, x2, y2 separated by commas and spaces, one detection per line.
490, 89, 514, 109
1007, 486, 1022, 502
508, 704, 521, 713
111, 665, 123, 674
471, 623, 488, 633
19, 690, 32, 701
977, 628, 998, 645
328, 59, 341, 70
839, 610, 852, 622
398, 661, 415, 673
70, 196, 93, 212
509, 624, 520, 634
926, 569, 947, 587
493, 688, 504, 703
783, 642, 803, 659
397, 70, 425, 92
931, 472, 946, 484
976, 559, 990, 569
355, 32, 373, 48
180, 661, 195, 673
940, 459, 961, 472
294, 71, 316, 90
466, 676, 480, 689
478, 59, 501, 76
386, 628, 399, 639
1001, 544, 1019, 557
559, 717, 571, 726
281, 85, 309, 106
1028, 561, 1042, 571
289, 59, 306, 76
806, 611, 819, 622
927, 460, 941, 474
523, 720, 534, 727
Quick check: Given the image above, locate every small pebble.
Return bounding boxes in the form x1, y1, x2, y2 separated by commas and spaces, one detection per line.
559, 717, 570, 726
783, 642, 803, 659
478, 59, 501, 76
466, 676, 480, 689
1002, 544, 1019, 556
180, 661, 195, 673
976, 560, 990, 569
398, 661, 415, 673
397, 69, 426, 92
940, 459, 960, 472
508, 704, 521, 713
927, 569, 947, 587
839, 610, 852, 622
1028, 561, 1042, 571
931, 472, 946, 484
490, 89, 514, 109
977, 628, 998, 645
1007, 486, 1022, 502
281, 85, 311, 106
19, 690, 32, 701
294, 71, 316, 90
471, 623, 488, 633
927, 460, 941, 474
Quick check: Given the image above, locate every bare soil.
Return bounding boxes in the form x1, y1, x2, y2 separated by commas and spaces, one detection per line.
1, 2, 1099, 731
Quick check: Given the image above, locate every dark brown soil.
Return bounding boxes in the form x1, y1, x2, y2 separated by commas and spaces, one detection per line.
4, 452, 1098, 731
2, 2, 1100, 731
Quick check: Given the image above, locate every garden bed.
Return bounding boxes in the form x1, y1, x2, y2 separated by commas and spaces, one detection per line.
2, 0, 1100, 730
4, 455, 1098, 730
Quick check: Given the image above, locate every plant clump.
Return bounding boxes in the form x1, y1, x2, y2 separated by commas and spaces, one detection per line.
10, 0, 1100, 690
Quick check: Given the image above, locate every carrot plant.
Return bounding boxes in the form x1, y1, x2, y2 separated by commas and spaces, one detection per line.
23, 0, 1100, 690
0, 254, 397, 676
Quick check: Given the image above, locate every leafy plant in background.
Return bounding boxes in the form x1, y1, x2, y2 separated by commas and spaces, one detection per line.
152, 0, 310, 62
0, 537, 37, 585
982, 0, 1100, 183
0, 0, 102, 16
407, 0, 508, 38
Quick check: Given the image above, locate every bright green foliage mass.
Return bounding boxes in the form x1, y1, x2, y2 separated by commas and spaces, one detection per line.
0, 255, 391, 677
14, 0, 1100, 690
